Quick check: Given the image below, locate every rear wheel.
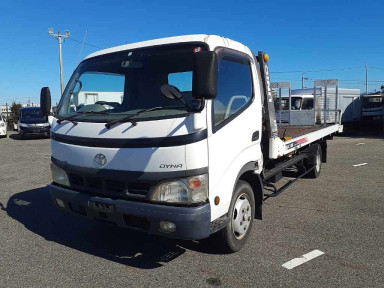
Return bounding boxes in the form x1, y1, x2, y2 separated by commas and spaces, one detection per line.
212, 180, 255, 253
306, 144, 322, 178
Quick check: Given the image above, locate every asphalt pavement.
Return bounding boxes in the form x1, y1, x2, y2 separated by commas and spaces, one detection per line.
0, 131, 383, 287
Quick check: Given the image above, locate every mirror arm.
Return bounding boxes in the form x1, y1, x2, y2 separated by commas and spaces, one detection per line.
177, 97, 192, 110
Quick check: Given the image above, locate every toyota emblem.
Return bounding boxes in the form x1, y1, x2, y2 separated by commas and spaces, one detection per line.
95, 154, 107, 165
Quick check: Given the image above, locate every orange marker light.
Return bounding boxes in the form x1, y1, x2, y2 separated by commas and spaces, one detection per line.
188, 178, 202, 189
263, 53, 269, 63
214, 196, 220, 205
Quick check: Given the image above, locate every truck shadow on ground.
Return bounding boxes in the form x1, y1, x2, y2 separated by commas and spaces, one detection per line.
6, 186, 218, 269
341, 126, 383, 139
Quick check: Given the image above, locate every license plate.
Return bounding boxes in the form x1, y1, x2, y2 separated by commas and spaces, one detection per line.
89, 201, 115, 213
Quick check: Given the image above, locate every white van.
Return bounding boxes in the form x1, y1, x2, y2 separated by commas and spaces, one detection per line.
0, 113, 7, 138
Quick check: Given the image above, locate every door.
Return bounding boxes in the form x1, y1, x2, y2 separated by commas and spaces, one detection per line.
208, 51, 262, 220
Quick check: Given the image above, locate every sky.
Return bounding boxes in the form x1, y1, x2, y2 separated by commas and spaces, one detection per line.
0, 0, 383, 106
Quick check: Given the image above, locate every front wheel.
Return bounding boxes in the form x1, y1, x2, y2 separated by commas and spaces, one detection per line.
211, 180, 255, 253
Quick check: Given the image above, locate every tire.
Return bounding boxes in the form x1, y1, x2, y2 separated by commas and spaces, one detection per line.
305, 144, 322, 178
211, 180, 255, 253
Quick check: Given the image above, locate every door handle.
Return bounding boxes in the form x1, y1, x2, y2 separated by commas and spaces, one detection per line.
252, 131, 259, 142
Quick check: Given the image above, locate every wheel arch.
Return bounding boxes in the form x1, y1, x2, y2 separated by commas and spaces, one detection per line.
235, 162, 264, 220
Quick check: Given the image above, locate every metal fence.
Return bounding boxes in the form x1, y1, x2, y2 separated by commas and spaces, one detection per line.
273, 79, 341, 126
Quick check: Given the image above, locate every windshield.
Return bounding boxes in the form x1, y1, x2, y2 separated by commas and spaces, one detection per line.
363, 96, 383, 109
57, 43, 206, 122
20, 109, 46, 123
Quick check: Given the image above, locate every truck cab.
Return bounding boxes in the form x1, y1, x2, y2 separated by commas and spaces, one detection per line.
362, 92, 383, 121
41, 35, 342, 252
18, 107, 51, 139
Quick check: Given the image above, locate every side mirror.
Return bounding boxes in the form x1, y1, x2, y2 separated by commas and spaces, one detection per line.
192, 51, 218, 100
40, 87, 51, 116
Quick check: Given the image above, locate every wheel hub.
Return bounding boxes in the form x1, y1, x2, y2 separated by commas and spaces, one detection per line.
232, 193, 251, 240
316, 152, 321, 172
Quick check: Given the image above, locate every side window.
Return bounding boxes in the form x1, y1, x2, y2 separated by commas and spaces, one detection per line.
302, 98, 314, 110
213, 58, 252, 126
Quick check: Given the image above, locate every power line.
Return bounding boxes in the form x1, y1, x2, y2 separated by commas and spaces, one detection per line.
67, 37, 101, 49
271, 66, 364, 74
369, 67, 384, 70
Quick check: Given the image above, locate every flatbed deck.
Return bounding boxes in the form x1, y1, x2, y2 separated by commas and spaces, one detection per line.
269, 123, 343, 159
277, 125, 332, 139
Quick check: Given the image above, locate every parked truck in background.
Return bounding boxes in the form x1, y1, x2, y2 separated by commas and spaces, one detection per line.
40, 35, 343, 252
275, 88, 360, 125
361, 91, 383, 122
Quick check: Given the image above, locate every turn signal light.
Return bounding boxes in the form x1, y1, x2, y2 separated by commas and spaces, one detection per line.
264, 53, 269, 63
188, 178, 202, 189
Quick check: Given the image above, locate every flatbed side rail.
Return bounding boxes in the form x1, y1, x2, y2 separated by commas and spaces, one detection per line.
269, 123, 341, 159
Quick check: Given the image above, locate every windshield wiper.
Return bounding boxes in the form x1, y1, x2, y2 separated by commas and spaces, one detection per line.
57, 111, 110, 125
105, 106, 188, 129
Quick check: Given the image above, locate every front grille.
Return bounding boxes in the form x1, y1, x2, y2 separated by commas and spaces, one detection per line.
105, 179, 125, 192
68, 173, 150, 198
128, 183, 151, 196
69, 173, 84, 186
86, 177, 103, 189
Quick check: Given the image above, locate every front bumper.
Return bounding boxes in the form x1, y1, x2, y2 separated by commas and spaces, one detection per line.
19, 125, 50, 135
50, 184, 211, 240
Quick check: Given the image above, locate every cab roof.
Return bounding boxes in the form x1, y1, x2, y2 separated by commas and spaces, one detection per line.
85, 34, 254, 60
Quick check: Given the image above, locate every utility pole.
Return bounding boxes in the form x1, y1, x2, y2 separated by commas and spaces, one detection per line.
49, 28, 70, 95
365, 64, 368, 94
302, 73, 309, 89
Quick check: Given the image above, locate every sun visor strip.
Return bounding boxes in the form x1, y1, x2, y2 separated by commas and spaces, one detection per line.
51, 129, 207, 148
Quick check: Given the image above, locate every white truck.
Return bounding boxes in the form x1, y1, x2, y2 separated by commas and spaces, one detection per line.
40, 35, 343, 252
274, 87, 361, 126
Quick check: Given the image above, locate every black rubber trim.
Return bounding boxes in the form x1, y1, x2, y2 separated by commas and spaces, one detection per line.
51, 157, 208, 183
51, 129, 207, 148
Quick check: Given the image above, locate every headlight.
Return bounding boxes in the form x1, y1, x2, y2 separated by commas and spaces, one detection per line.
0, 122, 4, 127
50, 162, 70, 187
42, 123, 50, 127
151, 174, 208, 204
19, 123, 28, 127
